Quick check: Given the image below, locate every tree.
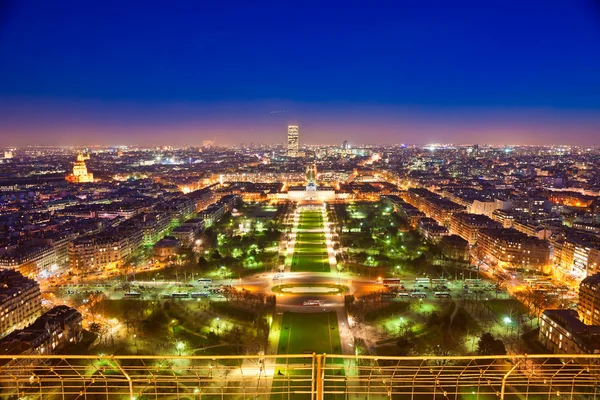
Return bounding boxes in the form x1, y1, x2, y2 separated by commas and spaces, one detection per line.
210, 249, 222, 260
88, 292, 106, 324
89, 322, 102, 337
397, 320, 415, 339
476, 332, 506, 356
229, 326, 243, 354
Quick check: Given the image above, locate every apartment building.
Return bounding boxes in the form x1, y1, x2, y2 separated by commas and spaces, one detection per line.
477, 228, 550, 271
579, 274, 600, 326
0, 305, 82, 356
0, 246, 57, 277
0, 270, 42, 337
449, 212, 500, 245
539, 309, 600, 355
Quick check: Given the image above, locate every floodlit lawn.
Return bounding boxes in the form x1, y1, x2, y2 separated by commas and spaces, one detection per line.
293, 243, 325, 252
278, 312, 341, 355
291, 211, 329, 272
291, 255, 329, 272
298, 211, 323, 230
298, 220, 323, 230
274, 312, 344, 400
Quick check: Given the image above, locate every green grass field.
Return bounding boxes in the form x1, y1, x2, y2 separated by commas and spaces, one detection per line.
273, 312, 344, 400
274, 208, 343, 399
291, 210, 330, 272
278, 312, 341, 354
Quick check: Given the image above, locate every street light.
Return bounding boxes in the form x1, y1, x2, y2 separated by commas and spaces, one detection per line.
176, 341, 185, 355
503, 316, 512, 335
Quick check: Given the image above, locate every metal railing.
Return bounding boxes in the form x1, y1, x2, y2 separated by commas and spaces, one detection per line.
0, 354, 599, 399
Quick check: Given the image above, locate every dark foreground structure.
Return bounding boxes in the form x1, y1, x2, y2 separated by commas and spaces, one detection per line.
0, 353, 599, 399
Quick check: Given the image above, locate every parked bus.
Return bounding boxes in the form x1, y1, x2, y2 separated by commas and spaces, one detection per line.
410, 292, 427, 298
123, 292, 141, 298
435, 292, 451, 298
382, 278, 402, 287
415, 278, 431, 284
303, 300, 321, 306
431, 278, 447, 286
464, 279, 482, 286
171, 293, 190, 299
191, 292, 209, 298
198, 278, 213, 284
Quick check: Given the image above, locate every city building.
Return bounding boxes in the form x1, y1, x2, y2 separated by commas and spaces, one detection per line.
418, 218, 449, 243
476, 228, 550, 272
0, 305, 82, 356
68, 227, 144, 275
0, 270, 42, 337
491, 209, 515, 229
439, 234, 470, 262
287, 125, 299, 156
579, 274, 600, 326
539, 309, 600, 355
552, 234, 600, 278
65, 153, 94, 183
287, 183, 336, 202
403, 188, 465, 227
449, 212, 500, 245
0, 246, 58, 277
154, 237, 180, 263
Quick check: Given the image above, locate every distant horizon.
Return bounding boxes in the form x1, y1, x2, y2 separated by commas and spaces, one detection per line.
0, 99, 599, 147
1, 1, 599, 147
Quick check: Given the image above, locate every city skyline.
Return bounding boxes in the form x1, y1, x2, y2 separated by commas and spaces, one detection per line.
1, 1, 599, 146
3, 1, 600, 395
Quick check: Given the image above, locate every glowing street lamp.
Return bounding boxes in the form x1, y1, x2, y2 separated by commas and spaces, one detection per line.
176, 341, 185, 355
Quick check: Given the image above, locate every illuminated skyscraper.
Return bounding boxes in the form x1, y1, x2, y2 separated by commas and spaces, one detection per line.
287, 125, 299, 155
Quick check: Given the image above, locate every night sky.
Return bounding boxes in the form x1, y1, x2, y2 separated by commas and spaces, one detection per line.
0, 1, 599, 146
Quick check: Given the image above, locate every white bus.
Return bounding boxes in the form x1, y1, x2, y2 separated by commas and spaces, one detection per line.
415, 278, 431, 284
198, 278, 213, 284
435, 292, 451, 298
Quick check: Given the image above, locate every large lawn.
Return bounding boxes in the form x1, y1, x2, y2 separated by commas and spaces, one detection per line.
291, 254, 329, 272
291, 210, 329, 272
278, 312, 341, 354
298, 210, 324, 230
274, 312, 344, 400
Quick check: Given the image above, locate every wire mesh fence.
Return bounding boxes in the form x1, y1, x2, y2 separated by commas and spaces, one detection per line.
0, 354, 598, 399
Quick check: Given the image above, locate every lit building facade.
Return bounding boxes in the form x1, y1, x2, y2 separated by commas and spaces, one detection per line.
68, 229, 143, 275
539, 309, 600, 355
476, 228, 550, 271
403, 188, 465, 227
449, 212, 500, 246
579, 274, 600, 326
0, 305, 82, 356
287, 125, 299, 155
0, 246, 58, 277
0, 270, 42, 337
65, 154, 94, 183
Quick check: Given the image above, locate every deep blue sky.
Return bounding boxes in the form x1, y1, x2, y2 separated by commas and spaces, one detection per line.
0, 0, 599, 146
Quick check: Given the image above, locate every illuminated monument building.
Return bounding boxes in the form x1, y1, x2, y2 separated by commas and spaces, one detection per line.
287, 125, 299, 156
65, 154, 94, 183
287, 163, 336, 202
